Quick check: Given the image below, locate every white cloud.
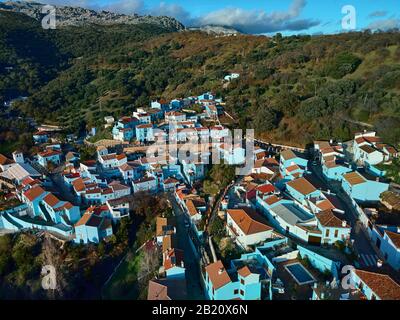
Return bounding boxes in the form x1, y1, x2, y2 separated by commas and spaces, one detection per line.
100, 0, 144, 15
368, 11, 388, 18
194, 0, 319, 34
367, 18, 400, 30
148, 1, 191, 24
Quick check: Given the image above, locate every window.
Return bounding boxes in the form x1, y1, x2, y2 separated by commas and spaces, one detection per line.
234, 289, 238, 295
240, 279, 245, 285
325, 229, 330, 237
240, 290, 244, 296
334, 230, 338, 238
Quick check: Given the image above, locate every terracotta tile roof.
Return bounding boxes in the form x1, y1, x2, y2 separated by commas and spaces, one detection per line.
364, 136, 381, 144
256, 184, 276, 195
136, 123, 153, 129
324, 161, 339, 169
316, 210, 349, 228
164, 177, 179, 184
287, 177, 317, 195
286, 164, 301, 172
264, 195, 281, 206
109, 181, 130, 191
119, 163, 133, 172
33, 131, 49, 136
227, 208, 272, 235
355, 137, 367, 145
23, 186, 46, 201
162, 234, 176, 252
353, 269, 400, 300
163, 248, 184, 271
156, 217, 169, 237
86, 188, 101, 195
54, 202, 73, 211
147, 280, 172, 300
38, 149, 62, 158
101, 154, 117, 161
385, 230, 400, 248
116, 153, 127, 160
280, 149, 297, 161
72, 178, 85, 192
43, 193, 60, 207
316, 199, 336, 211
185, 199, 199, 217
205, 261, 232, 290
75, 213, 92, 227
359, 145, 378, 154
0, 154, 14, 166
237, 265, 252, 278
343, 172, 366, 186
147, 278, 186, 300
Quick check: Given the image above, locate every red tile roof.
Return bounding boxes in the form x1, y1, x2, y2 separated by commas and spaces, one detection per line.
205, 261, 231, 290
23, 186, 46, 201
227, 208, 272, 235
287, 177, 317, 195
353, 269, 400, 300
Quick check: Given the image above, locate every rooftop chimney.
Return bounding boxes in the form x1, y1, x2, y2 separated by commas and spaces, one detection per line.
342, 220, 347, 227
377, 259, 383, 268
218, 268, 224, 275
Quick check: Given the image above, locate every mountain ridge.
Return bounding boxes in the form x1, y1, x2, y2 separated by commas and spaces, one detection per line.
0, 0, 185, 30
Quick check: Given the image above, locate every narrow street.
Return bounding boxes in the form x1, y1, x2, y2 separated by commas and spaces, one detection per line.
309, 164, 380, 268
168, 194, 204, 300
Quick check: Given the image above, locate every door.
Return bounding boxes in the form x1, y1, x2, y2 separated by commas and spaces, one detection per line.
308, 235, 321, 245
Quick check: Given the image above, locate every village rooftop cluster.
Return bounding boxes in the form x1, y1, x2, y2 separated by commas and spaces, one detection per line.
1, 87, 400, 301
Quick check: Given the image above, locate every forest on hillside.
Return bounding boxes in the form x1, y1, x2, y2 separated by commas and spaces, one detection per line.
1, 11, 400, 148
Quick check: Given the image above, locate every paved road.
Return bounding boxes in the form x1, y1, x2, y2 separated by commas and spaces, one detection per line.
168, 194, 204, 300
309, 163, 379, 268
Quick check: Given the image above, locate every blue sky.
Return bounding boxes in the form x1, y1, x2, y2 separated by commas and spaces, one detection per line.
11, 0, 400, 34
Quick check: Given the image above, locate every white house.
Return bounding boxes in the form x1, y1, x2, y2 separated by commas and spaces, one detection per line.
226, 208, 273, 248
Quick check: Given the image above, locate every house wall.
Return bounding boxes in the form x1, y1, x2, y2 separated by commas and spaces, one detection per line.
297, 245, 341, 279
381, 233, 400, 270
227, 214, 273, 247
323, 165, 352, 181
318, 224, 351, 245
350, 272, 381, 300
286, 185, 321, 204
346, 180, 389, 202
166, 266, 185, 279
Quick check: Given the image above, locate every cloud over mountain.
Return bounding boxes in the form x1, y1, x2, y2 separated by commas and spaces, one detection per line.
27, 0, 319, 34
194, 0, 320, 34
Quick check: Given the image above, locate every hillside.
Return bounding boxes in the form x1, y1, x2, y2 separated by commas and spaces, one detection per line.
0, 10, 178, 153
1, 10, 400, 148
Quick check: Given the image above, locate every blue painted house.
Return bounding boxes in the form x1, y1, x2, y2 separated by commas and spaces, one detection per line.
163, 248, 185, 279
33, 131, 49, 144
135, 124, 154, 143
279, 150, 308, 180
315, 210, 351, 245
285, 177, 322, 204
322, 161, 352, 181
368, 225, 400, 271
74, 206, 113, 244
37, 149, 62, 167
204, 260, 262, 300
349, 269, 400, 300
22, 186, 48, 215
341, 171, 389, 202
112, 116, 138, 141
181, 161, 205, 185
